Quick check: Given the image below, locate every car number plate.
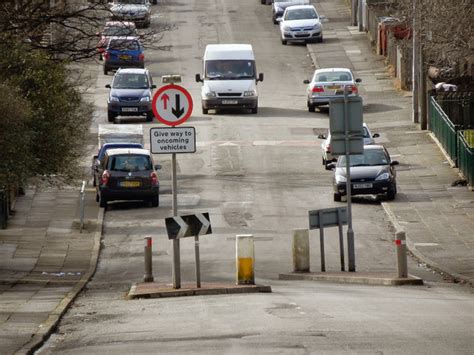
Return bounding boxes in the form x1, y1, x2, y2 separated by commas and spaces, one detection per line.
122, 107, 138, 112
326, 85, 341, 90
222, 100, 238, 105
120, 181, 141, 188
119, 55, 131, 60
353, 183, 372, 189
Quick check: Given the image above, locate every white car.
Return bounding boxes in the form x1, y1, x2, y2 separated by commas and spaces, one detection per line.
304, 68, 361, 112
110, 0, 151, 28
279, 5, 323, 45
318, 123, 380, 169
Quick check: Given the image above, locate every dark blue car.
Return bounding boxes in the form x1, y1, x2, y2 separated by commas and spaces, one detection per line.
103, 36, 144, 75
92, 142, 143, 186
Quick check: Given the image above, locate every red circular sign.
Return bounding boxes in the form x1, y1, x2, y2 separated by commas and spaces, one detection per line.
151, 84, 193, 126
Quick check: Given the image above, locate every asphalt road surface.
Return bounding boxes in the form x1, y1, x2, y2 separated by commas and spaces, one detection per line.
38, 1, 474, 354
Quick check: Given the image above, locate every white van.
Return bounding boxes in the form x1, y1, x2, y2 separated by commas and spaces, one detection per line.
195, 44, 264, 114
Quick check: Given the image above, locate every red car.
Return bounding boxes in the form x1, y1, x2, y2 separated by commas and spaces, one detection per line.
96, 21, 137, 59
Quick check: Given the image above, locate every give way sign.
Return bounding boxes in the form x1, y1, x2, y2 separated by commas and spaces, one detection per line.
152, 84, 193, 126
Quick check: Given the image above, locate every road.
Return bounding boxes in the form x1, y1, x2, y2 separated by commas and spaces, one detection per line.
38, 0, 474, 353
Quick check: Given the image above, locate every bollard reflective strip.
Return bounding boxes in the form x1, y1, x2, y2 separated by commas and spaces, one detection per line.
236, 234, 255, 285
145, 237, 152, 247
395, 239, 406, 245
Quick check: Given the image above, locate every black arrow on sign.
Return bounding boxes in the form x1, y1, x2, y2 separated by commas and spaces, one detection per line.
171, 94, 185, 119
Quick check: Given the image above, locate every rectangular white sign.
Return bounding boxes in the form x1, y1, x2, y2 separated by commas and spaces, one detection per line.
150, 127, 196, 154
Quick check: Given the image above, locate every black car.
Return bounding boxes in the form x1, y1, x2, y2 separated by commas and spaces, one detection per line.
329, 145, 398, 201
96, 148, 160, 208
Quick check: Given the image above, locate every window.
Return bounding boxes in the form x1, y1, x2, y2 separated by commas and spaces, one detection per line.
315, 71, 353, 82
338, 149, 389, 167
109, 155, 152, 172
286, 8, 317, 21
109, 39, 139, 51
113, 73, 149, 89
205, 60, 255, 79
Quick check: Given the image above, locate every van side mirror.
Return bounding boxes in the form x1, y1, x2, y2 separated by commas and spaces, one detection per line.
257, 73, 264, 82
154, 164, 162, 170
372, 133, 380, 138
303, 79, 310, 84
195, 73, 202, 83
390, 161, 399, 166
355, 78, 362, 83
105, 84, 111, 88
317, 134, 327, 139
327, 162, 336, 170
151, 84, 157, 89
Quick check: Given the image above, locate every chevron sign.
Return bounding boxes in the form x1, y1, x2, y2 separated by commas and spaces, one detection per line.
165, 213, 212, 240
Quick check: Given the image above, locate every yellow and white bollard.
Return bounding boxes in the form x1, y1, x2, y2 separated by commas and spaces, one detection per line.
293, 229, 310, 273
236, 234, 255, 285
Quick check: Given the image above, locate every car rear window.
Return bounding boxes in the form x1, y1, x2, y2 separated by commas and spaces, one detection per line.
315, 72, 353, 82
103, 26, 136, 37
109, 39, 140, 51
109, 154, 152, 172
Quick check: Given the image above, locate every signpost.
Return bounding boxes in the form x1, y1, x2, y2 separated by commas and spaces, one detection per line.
165, 213, 212, 288
329, 89, 364, 272
152, 77, 194, 289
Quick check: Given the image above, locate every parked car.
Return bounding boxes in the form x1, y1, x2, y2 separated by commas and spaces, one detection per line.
105, 68, 156, 122
318, 123, 380, 168
96, 148, 161, 208
329, 145, 398, 202
110, 0, 151, 28
279, 5, 323, 45
92, 142, 144, 186
103, 37, 144, 75
96, 21, 137, 60
304, 68, 361, 112
272, 0, 309, 24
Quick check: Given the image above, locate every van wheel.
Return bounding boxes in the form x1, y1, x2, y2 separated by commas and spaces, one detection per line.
334, 193, 342, 202
281, 39, 287, 45
202, 107, 208, 115
251, 106, 258, 114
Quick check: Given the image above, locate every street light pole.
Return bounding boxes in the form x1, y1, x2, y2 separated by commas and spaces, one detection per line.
412, 0, 420, 124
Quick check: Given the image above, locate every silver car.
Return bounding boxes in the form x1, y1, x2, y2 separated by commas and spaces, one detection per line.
110, 0, 151, 28
304, 68, 361, 112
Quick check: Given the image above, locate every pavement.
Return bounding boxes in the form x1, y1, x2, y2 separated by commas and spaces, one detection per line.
0, 0, 473, 354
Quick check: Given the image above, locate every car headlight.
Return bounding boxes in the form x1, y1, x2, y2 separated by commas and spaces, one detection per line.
283, 26, 291, 31
313, 24, 321, 30
205, 91, 216, 98
110, 96, 119, 102
243, 90, 256, 97
140, 96, 151, 102
335, 175, 347, 184
376, 172, 390, 181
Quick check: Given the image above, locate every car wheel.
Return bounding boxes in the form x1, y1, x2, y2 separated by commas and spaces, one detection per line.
386, 186, 397, 201
99, 194, 107, 208
261, 0, 265, 4
318, 36, 323, 43
107, 111, 116, 123
150, 195, 159, 207
273, 19, 278, 25
103, 66, 108, 75
281, 39, 287, 45
334, 193, 342, 202
322, 157, 326, 166
92, 176, 96, 187
251, 106, 258, 114
95, 192, 99, 202
308, 103, 315, 112
202, 107, 208, 115
146, 111, 154, 122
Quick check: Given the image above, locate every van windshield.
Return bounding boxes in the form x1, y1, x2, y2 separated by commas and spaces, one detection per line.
205, 60, 255, 80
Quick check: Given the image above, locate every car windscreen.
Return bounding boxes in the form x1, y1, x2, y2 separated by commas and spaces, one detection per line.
115, 0, 147, 4
315, 72, 353, 82
113, 73, 150, 89
108, 39, 139, 51
285, 8, 318, 20
205, 60, 255, 80
103, 27, 136, 37
338, 149, 389, 167
109, 154, 152, 172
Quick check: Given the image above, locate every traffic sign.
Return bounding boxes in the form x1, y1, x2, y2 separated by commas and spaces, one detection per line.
165, 213, 212, 240
150, 127, 196, 154
152, 84, 193, 126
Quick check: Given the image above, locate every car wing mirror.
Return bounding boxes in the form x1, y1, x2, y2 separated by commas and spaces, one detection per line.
390, 161, 399, 166
105, 84, 111, 88
320, 15, 326, 20
327, 162, 336, 170
355, 78, 362, 83
276, 17, 283, 23
93, 154, 98, 160
303, 79, 310, 84
151, 84, 157, 89
154, 164, 162, 170
257, 73, 264, 82
195, 73, 202, 83
372, 133, 380, 138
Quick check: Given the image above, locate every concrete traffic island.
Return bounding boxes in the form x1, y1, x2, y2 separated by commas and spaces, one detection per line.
279, 272, 423, 286
127, 282, 272, 299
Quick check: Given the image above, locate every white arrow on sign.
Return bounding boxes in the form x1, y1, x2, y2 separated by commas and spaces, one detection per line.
175, 216, 189, 239
196, 213, 210, 236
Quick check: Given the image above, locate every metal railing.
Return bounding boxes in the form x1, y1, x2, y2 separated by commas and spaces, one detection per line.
79, 180, 86, 233
458, 131, 474, 187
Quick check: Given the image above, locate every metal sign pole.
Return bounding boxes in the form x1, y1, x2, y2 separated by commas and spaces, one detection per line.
344, 87, 356, 272
318, 210, 325, 272
171, 152, 181, 289
337, 207, 345, 271
195, 235, 201, 288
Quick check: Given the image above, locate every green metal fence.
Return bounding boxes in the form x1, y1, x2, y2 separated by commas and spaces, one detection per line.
458, 131, 474, 187
429, 96, 460, 166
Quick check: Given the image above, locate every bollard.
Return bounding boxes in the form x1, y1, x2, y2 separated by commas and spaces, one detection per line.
395, 231, 408, 278
144, 237, 154, 282
292, 229, 310, 273
236, 234, 255, 285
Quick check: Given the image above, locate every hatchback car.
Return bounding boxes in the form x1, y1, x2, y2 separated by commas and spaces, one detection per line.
105, 68, 156, 122
318, 123, 380, 168
272, 0, 309, 24
304, 68, 361, 112
103, 36, 144, 75
96, 21, 137, 60
110, 0, 151, 28
329, 145, 398, 202
96, 148, 160, 208
91, 142, 144, 186
279, 5, 323, 45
